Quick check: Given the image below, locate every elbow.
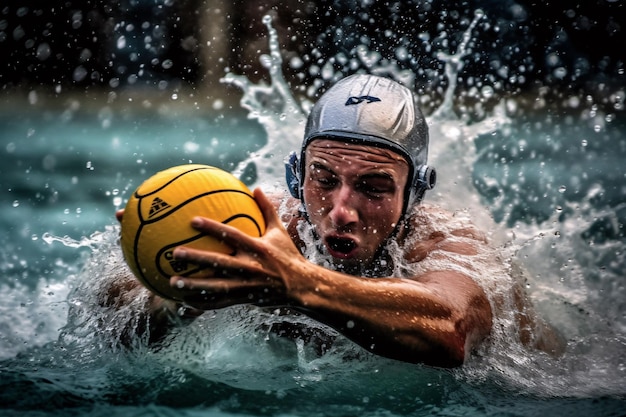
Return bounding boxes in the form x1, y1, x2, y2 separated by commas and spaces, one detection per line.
447, 333, 468, 367
433, 304, 492, 368
446, 301, 493, 367
434, 327, 468, 368
429, 323, 476, 368
385, 325, 468, 368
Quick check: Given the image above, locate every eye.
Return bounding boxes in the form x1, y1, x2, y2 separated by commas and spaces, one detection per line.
357, 178, 395, 198
358, 183, 381, 196
308, 166, 337, 189
316, 175, 338, 188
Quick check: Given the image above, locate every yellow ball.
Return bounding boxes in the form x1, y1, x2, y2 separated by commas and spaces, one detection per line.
120, 164, 266, 301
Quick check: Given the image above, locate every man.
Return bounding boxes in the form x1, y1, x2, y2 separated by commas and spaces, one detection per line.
108, 74, 563, 367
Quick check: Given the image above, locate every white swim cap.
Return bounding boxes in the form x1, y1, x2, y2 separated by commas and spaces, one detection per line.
286, 74, 436, 213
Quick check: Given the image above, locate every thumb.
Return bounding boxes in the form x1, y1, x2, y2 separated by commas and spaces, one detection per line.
253, 188, 282, 231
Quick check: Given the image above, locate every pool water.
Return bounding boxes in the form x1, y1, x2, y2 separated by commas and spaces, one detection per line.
1, 11, 625, 417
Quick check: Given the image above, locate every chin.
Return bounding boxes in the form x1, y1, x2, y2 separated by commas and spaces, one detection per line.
328, 255, 376, 276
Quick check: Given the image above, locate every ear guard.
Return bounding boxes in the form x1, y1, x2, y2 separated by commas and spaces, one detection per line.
285, 151, 301, 199
411, 164, 436, 204
284, 150, 436, 205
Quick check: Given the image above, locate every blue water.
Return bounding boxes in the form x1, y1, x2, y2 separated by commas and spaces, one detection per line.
1, 94, 626, 417
2, 12, 626, 417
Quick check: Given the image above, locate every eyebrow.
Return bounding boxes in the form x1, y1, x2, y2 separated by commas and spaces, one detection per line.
308, 162, 396, 182
309, 162, 333, 173
359, 172, 395, 182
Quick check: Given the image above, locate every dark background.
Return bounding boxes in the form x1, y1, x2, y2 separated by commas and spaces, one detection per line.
1, 0, 624, 113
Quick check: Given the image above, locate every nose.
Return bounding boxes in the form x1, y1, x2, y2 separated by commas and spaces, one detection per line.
328, 185, 358, 228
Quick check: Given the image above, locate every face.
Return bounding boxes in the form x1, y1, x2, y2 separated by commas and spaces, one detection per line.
302, 139, 409, 273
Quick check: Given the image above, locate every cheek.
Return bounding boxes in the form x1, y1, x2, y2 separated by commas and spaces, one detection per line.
367, 199, 403, 230
303, 187, 327, 217
370, 196, 402, 215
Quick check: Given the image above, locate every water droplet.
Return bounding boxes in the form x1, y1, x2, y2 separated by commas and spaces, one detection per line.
36, 43, 51, 61
558, 185, 567, 193
117, 36, 126, 49
212, 99, 224, 110
481, 85, 494, 98
12, 200, 19, 207
73, 65, 87, 82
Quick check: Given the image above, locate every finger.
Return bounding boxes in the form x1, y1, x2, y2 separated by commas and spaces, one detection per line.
189, 217, 262, 253
171, 276, 275, 293
116, 209, 125, 223
173, 246, 267, 276
170, 276, 280, 309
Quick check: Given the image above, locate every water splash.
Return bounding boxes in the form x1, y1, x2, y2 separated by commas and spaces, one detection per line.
422, 9, 511, 240
213, 10, 626, 399
41, 227, 114, 251
431, 9, 486, 121
13, 8, 623, 407
221, 15, 307, 186
0, 279, 70, 360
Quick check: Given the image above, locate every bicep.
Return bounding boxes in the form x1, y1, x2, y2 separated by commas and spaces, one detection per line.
412, 269, 493, 336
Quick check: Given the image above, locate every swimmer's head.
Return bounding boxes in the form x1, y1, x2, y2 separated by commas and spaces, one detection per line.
286, 74, 436, 215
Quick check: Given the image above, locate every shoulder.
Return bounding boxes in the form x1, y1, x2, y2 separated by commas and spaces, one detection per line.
398, 203, 490, 264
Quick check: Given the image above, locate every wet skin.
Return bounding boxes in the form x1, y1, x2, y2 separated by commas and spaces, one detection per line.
110, 140, 565, 365
158, 141, 493, 367
301, 139, 409, 272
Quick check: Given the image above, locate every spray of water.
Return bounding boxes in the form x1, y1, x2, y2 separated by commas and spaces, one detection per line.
30, 10, 624, 400
220, 15, 307, 187
212, 12, 625, 397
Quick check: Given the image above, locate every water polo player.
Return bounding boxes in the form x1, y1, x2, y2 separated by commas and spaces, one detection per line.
108, 74, 564, 367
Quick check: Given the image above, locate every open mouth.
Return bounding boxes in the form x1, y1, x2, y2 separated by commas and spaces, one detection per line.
326, 237, 357, 256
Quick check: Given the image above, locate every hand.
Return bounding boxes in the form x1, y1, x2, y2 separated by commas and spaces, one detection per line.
169, 188, 303, 310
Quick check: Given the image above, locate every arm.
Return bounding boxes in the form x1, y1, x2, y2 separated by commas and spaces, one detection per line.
98, 267, 204, 344
278, 266, 491, 367
102, 210, 203, 346
169, 189, 492, 367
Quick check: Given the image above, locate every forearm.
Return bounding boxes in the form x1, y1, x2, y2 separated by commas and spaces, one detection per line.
287, 265, 491, 367
98, 272, 201, 345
